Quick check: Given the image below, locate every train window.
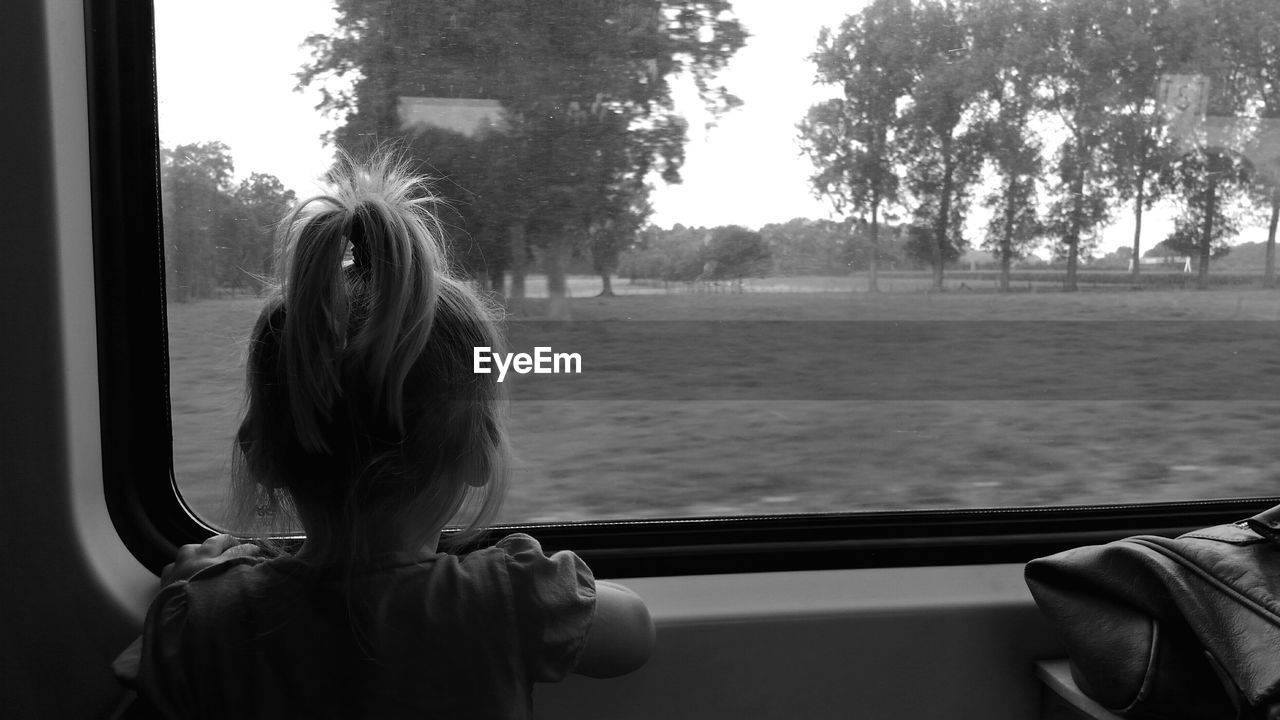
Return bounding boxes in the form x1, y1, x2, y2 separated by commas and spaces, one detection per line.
97, 0, 1280, 574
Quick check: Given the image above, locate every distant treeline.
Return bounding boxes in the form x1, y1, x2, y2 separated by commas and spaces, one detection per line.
619, 220, 1280, 285
619, 218, 954, 283
899, 270, 1269, 291
162, 142, 295, 302
796, 0, 1280, 293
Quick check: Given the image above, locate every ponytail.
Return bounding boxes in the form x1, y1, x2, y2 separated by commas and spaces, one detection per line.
276, 155, 445, 454
279, 204, 349, 453
344, 192, 440, 429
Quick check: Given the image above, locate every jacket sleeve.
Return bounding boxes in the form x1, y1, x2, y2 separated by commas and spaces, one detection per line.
129, 581, 198, 720
497, 533, 597, 682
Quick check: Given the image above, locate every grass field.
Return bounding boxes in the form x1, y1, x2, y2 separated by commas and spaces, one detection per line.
168, 277, 1280, 528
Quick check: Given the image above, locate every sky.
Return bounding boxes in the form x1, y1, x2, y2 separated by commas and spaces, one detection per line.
643, 0, 852, 227
155, 1, 339, 200
154, 0, 850, 229
154, 0, 1269, 255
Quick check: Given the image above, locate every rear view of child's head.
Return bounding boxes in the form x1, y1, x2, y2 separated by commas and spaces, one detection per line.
231, 154, 508, 558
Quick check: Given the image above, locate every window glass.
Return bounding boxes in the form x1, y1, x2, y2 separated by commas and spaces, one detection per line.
157, 0, 1280, 530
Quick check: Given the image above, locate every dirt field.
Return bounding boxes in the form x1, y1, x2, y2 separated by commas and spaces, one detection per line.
167, 278, 1280, 528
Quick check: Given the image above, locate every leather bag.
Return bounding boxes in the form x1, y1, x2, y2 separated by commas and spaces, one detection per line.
1025, 505, 1280, 720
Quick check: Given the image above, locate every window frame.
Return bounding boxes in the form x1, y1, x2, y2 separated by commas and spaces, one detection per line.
91, 0, 1280, 578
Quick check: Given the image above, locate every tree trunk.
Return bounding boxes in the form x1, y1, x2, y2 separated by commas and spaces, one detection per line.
1064, 144, 1086, 293
598, 273, 615, 297
1130, 181, 1144, 279
868, 204, 880, 294
1066, 239, 1079, 291
1000, 246, 1011, 292
933, 135, 954, 292
1197, 176, 1215, 291
546, 233, 572, 320
508, 221, 528, 300
1266, 189, 1279, 290
1000, 179, 1016, 293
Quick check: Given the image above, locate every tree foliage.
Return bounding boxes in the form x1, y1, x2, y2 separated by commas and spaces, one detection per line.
619, 224, 709, 282
162, 142, 233, 302
803, 0, 1280, 291
896, 0, 988, 290
799, 0, 913, 292
226, 173, 297, 290
161, 142, 295, 302
1159, 148, 1251, 281
970, 0, 1048, 290
703, 226, 770, 281
297, 0, 746, 316
760, 218, 850, 275
802, 0, 990, 291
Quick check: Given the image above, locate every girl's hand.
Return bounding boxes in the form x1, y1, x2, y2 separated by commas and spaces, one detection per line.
161, 534, 261, 586
574, 580, 655, 678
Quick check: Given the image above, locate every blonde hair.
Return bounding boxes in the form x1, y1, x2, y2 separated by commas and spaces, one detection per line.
230, 153, 508, 561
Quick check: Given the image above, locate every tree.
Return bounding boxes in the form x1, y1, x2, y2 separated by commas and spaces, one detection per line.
1250, 169, 1280, 290
226, 173, 296, 293
896, 0, 987, 291
1160, 147, 1251, 287
970, 0, 1048, 291
980, 179, 1045, 281
162, 142, 236, 302
845, 218, 907, 272
618, 224, 708, 282
400, 126, 514, 292
162, 143, 298, 301
1155, 0, 1259, 289
1098, 245, 1134, 269
904, 223, 961, 269
588, 181, 652, 296
1095, 0, 1187, 279
1222, 0, 1280, 288
703, 225, 770, 285
298, 0, 745, 318
1040, 0, 1136, 290
799, 0, 912, 293
536, 107, 668, 300
760, 218, 848, 275
802, 0, 986, 292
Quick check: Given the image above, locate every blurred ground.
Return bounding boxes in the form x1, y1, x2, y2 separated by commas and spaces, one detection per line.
167, 277, 1280, 528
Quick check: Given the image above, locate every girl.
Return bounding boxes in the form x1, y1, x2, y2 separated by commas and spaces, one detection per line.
114, 155, 654, 719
